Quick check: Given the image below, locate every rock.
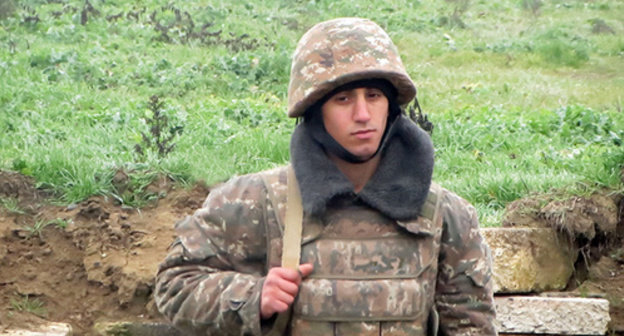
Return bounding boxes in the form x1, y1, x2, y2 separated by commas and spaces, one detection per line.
93, 321, 183, 336
0, 322, 72, 336
482, 227, 575, 293
495, 296, 610, 335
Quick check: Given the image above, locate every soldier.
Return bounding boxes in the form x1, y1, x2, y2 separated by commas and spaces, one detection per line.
154, 17, 497, 335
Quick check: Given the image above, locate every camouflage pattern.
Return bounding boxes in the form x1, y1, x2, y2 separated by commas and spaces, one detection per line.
290, 199, 437, 326
287, 18, 417, 118
154, 166, 497, 336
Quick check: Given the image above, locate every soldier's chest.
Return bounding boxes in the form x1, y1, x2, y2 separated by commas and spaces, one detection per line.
291, 202, 440, 330
300, 203, 437, 279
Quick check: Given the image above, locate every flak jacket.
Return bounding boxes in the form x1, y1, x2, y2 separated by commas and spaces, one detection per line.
154, 116, 497, 336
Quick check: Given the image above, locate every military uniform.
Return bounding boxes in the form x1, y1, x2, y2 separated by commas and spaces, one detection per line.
154, 17, 497, 336
155, 166, 496, 335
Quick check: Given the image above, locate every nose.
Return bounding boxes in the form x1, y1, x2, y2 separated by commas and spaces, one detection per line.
352, 93, 371, 122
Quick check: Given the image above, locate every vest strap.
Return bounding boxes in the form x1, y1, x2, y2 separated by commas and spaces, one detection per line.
282, 165, 303, 270
265, 165, 303, 336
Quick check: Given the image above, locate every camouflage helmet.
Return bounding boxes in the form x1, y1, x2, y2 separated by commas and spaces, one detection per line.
287, 17, 417, 118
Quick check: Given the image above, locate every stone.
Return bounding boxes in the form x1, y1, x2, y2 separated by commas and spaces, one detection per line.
481, 227, 576, 293
0, 322, 72, 336
495, 296, 610, 335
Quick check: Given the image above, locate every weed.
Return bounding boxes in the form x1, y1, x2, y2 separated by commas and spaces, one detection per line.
521, 0, 543, 17
109, 169, 163, 208
407, 99, 434, 135
534, 30, 590, 67
23, 219, 52, 239
553, 105, 621, 146
578, 284, 589, 299
590, 18, 615, 35
146, 4, 269, 51
0, 197, 26, 215
47, 217, 71, 229
0, 0, 15, 20
22, 217, 68, 239
80, 0, 99, 25
19, 5, 39, 25
10, 295, 47, 317
134, 95, 184, 162
441, 0, 471, 29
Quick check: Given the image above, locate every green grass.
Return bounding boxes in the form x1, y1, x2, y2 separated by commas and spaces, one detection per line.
0, 197, 25, 215
434, 104, 623, 221
1, 0, 623, 226
22, 217, 68, 239
10, 294, 47, 318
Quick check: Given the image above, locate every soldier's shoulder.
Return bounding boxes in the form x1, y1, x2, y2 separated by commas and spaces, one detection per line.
430, 181, 479, 234
430, 182, 474, 211
217, 165, 287, 189
203, 165, 288, 207
257, 165, 289, 183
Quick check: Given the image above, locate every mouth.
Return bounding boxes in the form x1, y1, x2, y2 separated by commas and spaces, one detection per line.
352, 129, 376, 139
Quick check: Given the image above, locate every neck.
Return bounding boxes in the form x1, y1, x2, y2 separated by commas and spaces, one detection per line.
328, 153, 381, 193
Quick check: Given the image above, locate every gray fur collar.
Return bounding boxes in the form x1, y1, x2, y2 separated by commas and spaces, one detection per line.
290, 115, 434, 221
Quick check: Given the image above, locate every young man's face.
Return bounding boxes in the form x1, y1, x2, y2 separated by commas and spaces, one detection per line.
321, 87, 389, 160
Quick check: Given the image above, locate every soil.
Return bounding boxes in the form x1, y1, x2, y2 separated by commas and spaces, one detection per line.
0, 171, 210, 335
0, 170, 623, 335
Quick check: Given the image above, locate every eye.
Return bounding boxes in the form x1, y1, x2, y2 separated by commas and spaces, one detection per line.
331, 92, 350, 104
366, 89, 384, 100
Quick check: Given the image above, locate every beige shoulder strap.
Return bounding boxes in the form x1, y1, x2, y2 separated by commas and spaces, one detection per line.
267, 166, 303, 336
282, 165, 303, 270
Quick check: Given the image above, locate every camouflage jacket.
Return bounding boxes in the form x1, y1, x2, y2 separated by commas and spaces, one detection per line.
154, 165, 497, 336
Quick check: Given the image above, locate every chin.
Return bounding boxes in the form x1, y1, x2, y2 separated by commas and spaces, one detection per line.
349, 149, 377, 159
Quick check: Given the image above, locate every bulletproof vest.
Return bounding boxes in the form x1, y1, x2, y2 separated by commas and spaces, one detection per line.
261, 167, 443, 336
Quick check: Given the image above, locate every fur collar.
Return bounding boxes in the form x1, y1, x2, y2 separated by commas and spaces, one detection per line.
290, 115, 434, 221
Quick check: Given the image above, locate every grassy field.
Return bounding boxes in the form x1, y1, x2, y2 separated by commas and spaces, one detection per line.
1, 0, 623, 225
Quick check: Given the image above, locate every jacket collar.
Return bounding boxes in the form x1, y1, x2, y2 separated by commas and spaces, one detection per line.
290, 115, 434, 221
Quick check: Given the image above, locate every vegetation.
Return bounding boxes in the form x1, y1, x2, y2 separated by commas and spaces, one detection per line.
1, 0, 622, 225
133, 95, 184, 162
22, 217, 69, 239
0, 196, 26, 215
10, 294, 47, 318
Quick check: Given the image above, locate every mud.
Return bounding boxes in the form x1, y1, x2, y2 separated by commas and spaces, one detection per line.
0, 171, 210, 334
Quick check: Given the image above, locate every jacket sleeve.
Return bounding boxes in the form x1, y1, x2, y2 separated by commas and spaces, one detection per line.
435, 191, 498, 336
154, 174, 273, 336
